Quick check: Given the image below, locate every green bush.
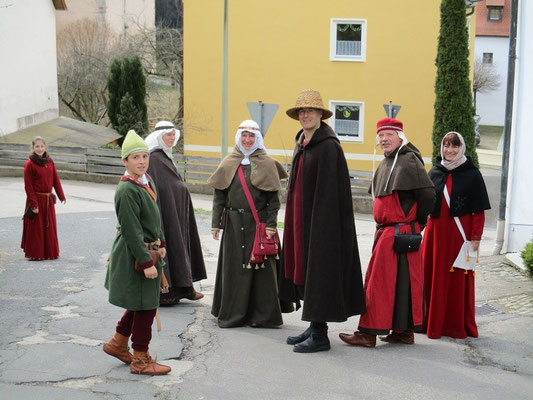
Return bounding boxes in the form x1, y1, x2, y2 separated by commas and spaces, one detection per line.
107, 56, 148, 144
521, 240, 533, 276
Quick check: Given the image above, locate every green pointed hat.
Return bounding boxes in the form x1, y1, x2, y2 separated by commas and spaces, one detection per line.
121, 129, 149, 159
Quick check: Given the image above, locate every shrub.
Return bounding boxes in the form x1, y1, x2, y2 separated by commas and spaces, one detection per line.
520, 240, 533, 276
107, 56, 148, 143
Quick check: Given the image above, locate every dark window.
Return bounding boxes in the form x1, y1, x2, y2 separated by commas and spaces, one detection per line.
487, 7, 503, 22
483, 52, 494, 64
336, 24, 362, 56
334, 104, 360, 138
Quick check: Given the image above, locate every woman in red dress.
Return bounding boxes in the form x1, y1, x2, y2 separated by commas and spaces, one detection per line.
21, 136, 66, 260
422, 132, 490, 339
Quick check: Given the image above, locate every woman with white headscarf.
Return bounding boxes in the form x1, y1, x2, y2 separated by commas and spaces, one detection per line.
422, 131, 490, 339
145, 121, 207, 305
207, 120, 288, 328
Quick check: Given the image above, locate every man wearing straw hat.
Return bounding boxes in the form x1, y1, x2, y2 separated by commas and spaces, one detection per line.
339, 118, 434, 348
280, 89, 366, 353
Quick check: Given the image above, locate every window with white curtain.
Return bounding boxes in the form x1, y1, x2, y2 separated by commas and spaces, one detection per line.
330, 19, 367, 62
329, 100, 364, 142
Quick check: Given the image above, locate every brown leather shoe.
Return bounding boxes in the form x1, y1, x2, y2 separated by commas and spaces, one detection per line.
339, 331, 376, 348
130, 351, 171, 375
103, 332, 132, 364
185, 291, 204, 301
380, 330, 414, 344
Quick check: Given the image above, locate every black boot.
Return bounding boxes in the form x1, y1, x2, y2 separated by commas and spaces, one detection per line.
293, 322, 330, 353
286, 325, 312, 345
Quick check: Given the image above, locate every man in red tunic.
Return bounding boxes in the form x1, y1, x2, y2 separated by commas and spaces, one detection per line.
339, 118, 434, 347
280, 90, 365, 353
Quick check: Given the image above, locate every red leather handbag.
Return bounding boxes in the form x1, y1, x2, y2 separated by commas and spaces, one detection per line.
237, 166, 280, 268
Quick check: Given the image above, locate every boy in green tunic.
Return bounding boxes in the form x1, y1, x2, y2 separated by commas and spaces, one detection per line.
103, 130, 171, 375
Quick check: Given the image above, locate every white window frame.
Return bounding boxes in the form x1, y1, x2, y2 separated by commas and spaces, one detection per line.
329, 100, 365, 143
330, 18, 367, 62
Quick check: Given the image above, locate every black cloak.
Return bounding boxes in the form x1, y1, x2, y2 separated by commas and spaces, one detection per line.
280, 122, 366, 322
429, 156, 491, 218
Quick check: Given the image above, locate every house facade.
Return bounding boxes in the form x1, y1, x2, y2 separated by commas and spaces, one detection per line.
181, 0, 476, 171
474, 0, 510, 126
0, 0, 66, 137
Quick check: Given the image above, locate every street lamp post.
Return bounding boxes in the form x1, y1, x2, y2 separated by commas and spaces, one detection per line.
221, 0, 229, 159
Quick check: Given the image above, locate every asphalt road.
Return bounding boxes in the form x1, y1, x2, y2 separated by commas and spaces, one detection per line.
1, 177, 532, 400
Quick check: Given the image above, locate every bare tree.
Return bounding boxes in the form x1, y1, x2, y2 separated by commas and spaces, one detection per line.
126, 23, 183, 128
57, 18, 125, 124
473, 57, 502, 110
57, 18, 183, 129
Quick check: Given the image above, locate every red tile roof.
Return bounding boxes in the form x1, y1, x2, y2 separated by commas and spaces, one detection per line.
476, 0, 510, 37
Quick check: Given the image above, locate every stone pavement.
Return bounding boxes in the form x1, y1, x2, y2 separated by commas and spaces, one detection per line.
1, 177, 532, 399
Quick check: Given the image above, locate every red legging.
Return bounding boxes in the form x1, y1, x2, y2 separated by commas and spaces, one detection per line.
115, 309, 157, 352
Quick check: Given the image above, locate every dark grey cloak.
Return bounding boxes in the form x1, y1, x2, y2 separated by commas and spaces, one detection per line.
147, 149, 207, 293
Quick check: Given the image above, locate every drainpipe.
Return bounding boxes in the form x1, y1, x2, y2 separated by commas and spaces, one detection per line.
220, 0, 229, 159
493, 0, 519, 255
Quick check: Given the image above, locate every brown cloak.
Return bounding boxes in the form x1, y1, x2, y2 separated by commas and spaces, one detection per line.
147, 150, 207, 289
280, 122, 366, 322
207, 147, 288, 191
372, 143, 434, 197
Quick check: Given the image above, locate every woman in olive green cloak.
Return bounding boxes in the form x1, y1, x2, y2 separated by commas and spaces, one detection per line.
208, 120, 288, 328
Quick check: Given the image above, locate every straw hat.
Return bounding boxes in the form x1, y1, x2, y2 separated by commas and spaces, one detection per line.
286, 90, 333, 120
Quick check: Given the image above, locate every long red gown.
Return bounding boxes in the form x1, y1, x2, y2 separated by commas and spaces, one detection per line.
422, 175, 484, 339
21, 157, 66, 260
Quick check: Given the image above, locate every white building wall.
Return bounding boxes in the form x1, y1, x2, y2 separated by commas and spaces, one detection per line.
106, 0, 155, 38
505, 1, 533, 253
474, 36, 509, 126
0, 1, 59, 137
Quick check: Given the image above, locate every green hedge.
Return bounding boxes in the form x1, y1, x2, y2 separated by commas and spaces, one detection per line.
520, 240, 533, 276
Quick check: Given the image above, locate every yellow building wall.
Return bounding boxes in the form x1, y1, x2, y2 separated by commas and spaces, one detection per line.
183, 0, 475, 171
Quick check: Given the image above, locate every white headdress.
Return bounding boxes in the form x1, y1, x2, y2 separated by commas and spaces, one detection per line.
145, 120, 180, 160
235, 120, 265, 165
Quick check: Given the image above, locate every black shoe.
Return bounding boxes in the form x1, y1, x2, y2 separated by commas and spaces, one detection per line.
286, 326, 312, 345
293, 333, 331, 353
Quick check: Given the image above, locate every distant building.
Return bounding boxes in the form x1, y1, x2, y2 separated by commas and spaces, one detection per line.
0, 0, 67, 137
475, 0, 510, 126
182, 0, 477, 171
55, 0, 155, 38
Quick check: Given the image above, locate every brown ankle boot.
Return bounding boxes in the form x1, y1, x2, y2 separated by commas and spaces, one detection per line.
130, 351, 171, 375
185, 291, 204, 301
380, 330, 415, 344
103, 332, 132, 364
